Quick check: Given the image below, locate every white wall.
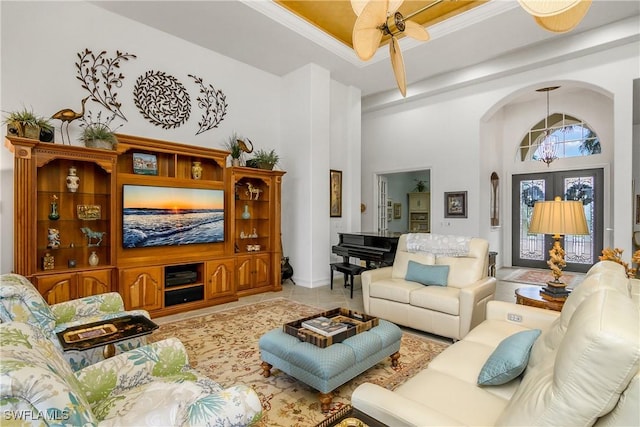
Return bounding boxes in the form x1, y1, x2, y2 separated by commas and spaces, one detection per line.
0, 2, 359, 282
361, 18, 639, 266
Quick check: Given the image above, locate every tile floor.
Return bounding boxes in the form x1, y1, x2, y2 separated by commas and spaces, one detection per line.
155, 267, 582, 330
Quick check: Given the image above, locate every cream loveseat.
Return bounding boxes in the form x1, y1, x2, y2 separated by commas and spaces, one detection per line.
352, 261, 640, 426
361, 233, 496, 340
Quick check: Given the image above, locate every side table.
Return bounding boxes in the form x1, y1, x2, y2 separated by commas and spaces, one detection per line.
515, 286, 566, 312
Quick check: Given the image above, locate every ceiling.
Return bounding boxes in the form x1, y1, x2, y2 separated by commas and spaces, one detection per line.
92, 1, 639, 98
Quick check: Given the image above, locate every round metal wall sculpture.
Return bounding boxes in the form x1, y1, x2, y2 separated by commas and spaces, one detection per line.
189, 74, 228, 135
134, 70, 191, 129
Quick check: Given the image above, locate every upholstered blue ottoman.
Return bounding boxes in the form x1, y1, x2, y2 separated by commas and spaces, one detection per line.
259, 319, 402, 412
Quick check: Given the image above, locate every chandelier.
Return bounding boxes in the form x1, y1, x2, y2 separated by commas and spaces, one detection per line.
537, 86, 560, 167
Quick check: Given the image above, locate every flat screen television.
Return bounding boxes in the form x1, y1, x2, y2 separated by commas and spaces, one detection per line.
122, 184, 224, 248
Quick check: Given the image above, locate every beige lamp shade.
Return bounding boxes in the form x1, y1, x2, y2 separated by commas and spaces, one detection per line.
534, 0, 591, 33
528, 196, 589, 236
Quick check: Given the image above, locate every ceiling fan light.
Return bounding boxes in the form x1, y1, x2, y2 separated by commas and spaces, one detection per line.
533, 0, 591, 33
517, 0, 583, 17
353, 0, 387, 60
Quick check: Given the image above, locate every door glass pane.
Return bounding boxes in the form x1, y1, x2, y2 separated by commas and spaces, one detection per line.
563, 176, 594, 265
519, 179, 545, 261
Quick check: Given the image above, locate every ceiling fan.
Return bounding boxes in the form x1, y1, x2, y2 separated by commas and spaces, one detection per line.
352, 0, 438, 97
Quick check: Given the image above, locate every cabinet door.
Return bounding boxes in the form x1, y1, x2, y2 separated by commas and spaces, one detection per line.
409, 193, 429, 212
254, 254, 270, 288
77, 269, 112, 297
236, 257, 253, 291
205, 259, 235, 299
34, 273, 76, 305
119, 266, 163, 311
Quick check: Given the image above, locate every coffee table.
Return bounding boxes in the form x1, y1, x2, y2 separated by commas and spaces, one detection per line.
515, 286, 566, 312
259, 318, 402, 412
314, 404, 388, 427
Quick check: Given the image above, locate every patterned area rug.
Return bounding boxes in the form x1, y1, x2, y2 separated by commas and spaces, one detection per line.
149, 298, 448, 426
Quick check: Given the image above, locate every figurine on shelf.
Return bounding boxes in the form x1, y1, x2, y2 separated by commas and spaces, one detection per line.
246, 183, 263, 200
81, 227, 106, 247
47, 228, 60, 249
48, 195, 60, 220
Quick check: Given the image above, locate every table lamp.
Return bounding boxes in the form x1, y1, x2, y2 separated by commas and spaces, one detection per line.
528, 196, 589, 300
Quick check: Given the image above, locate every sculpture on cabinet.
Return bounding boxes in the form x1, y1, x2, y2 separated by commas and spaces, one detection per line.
246, 183, 263, 200
81, 227, 106, 247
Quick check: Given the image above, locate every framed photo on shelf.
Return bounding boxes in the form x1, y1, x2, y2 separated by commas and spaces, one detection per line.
330, 169, 342, 217
132, 153, 158, 175
445, 191, 467, 218
393, 202, 402, 219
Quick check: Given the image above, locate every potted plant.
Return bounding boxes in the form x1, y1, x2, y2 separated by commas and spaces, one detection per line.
252, 148, 279, 170
37, 117, 55, 142
224, 133, 243, 166
413, 179, 427, 192
78, 112, 119, 149
3, 107, 42, 140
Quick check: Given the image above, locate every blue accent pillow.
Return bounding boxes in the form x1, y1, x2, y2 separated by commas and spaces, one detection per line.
405, 261, 449, 286
477, 329, 542, 386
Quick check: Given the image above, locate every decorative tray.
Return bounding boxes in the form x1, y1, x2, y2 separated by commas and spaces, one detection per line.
284, 308, 378, 348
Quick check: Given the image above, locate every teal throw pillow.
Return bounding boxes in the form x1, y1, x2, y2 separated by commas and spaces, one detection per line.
477, 329, 542, 386
405, 261, 449, 286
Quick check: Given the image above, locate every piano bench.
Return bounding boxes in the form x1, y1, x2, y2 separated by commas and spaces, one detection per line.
330, 262, 366, 299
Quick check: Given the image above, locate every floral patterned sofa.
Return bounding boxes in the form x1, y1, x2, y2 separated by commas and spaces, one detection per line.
0, 273, 150, 370
0, 321, 262, 426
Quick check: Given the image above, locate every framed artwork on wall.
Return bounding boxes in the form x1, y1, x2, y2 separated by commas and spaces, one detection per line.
132, 153, 158, 175
445, 191, 467, 218
330, 169, 342, 217
393, 202, 402, 219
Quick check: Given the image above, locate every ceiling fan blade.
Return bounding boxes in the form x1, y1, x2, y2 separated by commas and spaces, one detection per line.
351, 0, 403, 16
533, 0, 591, 33
403, 20, 430, 41
518, 0, 582, 17
353, 0, 387, 60
389, 37, 406, 97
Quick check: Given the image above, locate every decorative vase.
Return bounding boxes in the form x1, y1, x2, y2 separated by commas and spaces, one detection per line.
191, 161, 203, 180
66, 166, 80, 192
241, 203, 251, 219
39, 127, 54, 142
88, 251, 99, 266
48, 196, 60, 220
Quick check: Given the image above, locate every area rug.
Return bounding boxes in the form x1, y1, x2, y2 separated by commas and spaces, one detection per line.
149, 298, 448, 426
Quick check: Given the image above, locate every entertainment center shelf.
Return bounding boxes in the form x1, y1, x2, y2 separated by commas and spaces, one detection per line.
7, 134, 285, 317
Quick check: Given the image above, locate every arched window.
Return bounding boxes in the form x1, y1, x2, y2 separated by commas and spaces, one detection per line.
517, 113, 600, 162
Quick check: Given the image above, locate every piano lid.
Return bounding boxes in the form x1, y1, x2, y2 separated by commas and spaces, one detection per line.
337, 231, 403, 238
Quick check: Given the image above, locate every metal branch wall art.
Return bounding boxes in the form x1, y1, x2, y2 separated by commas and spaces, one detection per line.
134, 70, 191, 129
75, 49, 137, 121
188, 74, 228, 135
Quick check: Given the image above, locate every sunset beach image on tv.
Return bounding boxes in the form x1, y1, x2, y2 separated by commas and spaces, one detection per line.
122, 185, 224, 248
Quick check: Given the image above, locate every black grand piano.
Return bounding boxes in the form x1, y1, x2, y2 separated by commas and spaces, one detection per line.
332, 231, 403, 268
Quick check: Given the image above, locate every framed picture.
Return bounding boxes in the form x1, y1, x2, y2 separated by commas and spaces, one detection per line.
393, 202, 402, 219
330, 169, 342, 217
132, 153, 158, 175
445, 191, 467, 218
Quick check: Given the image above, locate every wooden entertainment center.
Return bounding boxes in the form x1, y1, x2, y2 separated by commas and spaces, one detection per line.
7, 134, 285, 317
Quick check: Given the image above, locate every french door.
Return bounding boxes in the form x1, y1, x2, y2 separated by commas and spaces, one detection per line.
512, 169, 603, 273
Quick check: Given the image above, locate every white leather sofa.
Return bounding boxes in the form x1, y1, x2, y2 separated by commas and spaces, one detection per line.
361, 234, 496, 340
352, 261, 640, 427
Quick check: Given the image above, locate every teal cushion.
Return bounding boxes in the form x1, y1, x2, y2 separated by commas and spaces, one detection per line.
477, 329, 541, 386
405, 261, 449, 286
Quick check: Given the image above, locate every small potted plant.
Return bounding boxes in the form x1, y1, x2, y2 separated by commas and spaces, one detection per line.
413, 179, 427, 192
224, 133, 243, 166
3, 107, 42, 140
37, 117, 55, 142
252, 148, 279, 170
79, 111, 119, 149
